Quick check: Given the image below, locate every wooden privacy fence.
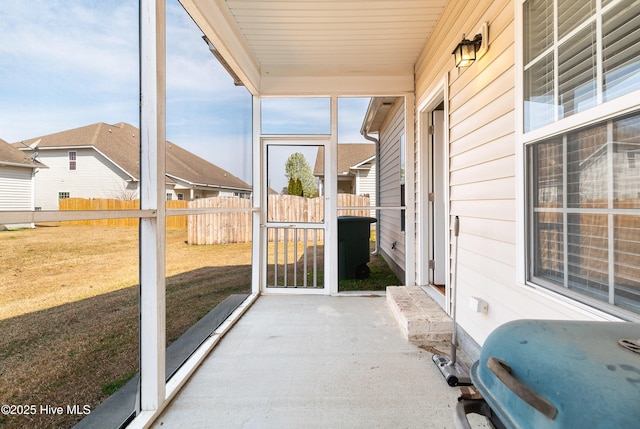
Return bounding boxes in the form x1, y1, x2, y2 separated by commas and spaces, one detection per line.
59, 198, 188, 228
188, 194, 371, 245
187, 197, 253, 244
60, 194, 372, 244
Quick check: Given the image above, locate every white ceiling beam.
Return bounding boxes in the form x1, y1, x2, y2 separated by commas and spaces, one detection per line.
259, 74, 414, 97
179, 0, 261, 95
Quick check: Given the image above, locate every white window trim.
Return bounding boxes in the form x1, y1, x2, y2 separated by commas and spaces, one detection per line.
69, 150, 77, 170
515, 0, 640, 321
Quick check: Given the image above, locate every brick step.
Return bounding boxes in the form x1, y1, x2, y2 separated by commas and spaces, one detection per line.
386, 286, 453, 346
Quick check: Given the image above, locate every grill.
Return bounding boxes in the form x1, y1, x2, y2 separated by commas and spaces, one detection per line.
456, 320, 640, 429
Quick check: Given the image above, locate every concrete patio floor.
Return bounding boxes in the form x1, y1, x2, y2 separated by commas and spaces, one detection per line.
151, 294, 486, 428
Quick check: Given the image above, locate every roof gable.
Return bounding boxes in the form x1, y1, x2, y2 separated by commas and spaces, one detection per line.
0, 138, 39, 168
14, 122, 250, 189
166, 141, 250, 190
314, 144, 376, 176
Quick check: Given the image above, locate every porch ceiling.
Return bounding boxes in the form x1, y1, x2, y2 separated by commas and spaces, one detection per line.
180, 0, 448, 95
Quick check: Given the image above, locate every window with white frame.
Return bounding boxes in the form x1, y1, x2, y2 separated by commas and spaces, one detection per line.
527, 112, 640, 316
68, 151, 77, 170
523, 0, 640, 132
523, 0, 640, 317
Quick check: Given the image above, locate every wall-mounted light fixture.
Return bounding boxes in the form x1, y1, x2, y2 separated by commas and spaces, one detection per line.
452, 22, 488, 68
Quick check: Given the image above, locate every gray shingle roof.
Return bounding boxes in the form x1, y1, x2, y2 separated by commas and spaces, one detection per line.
14, 122, 250, 190
313, 143, 375, 176
0, 138, 39, 168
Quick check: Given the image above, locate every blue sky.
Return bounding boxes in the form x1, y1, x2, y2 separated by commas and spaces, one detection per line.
0, 0, 370, 186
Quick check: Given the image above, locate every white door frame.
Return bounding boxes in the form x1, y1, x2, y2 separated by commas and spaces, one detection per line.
252, 95, 416, 295
417, 77, 451, 313
260, 136, 332, 295
252, 96, 338, 295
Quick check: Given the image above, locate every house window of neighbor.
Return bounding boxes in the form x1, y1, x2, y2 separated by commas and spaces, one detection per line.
524, 0, 640, 318
177, 193, 184, 201
523, 0, 640, 132
166, 193, 172, 201
58, 192, 70, 200
68, 151, 77, 171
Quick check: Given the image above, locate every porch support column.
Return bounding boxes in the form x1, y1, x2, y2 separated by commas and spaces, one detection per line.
326, 96, 338, 294
404, 93, 416, 286
139, 0, 166, 411
251, 95, 262, 294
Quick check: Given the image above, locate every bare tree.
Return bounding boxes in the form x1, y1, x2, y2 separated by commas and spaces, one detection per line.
110, 183, 139, 201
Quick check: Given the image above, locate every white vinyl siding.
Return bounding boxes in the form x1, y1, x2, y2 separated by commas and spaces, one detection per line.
355, 162, 376, 200
0, 166, 34, 211
379, 100, 405, 279
34, 148, 136, 210
355, 162, 376, 219
415, 0, 521, 343
413, 0, 620, 347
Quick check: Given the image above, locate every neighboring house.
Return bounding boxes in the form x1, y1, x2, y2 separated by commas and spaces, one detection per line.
0, 138, 40, 229
313, 144, 376, 201
360, 98, 407, 282
13, 122, 251, 210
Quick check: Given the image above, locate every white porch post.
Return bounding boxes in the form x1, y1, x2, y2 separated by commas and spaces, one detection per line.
404, 93, 416, 286
139, 0, 166, 411
251, 95, 262, 295
327, 96, 338, 294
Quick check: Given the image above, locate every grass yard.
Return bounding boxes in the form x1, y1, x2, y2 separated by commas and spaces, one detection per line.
0, 225, 398, 428
338, 250, 401, 292
0, 225, 251, 429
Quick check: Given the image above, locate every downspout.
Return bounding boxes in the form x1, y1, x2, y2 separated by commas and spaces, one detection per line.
362, 129, 380, 256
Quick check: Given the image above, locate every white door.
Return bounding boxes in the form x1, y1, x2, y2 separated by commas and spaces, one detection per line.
261, 138, 330, 294
430, 109, 446, 286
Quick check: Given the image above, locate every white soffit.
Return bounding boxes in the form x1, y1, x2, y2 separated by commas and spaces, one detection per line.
181, 0, 448, 95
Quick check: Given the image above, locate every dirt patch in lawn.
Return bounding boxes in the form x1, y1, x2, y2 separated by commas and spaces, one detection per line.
0, 225, 251, 429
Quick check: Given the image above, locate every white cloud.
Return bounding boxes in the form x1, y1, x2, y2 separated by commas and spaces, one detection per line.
0, 0, 140, 142
0, 1, 370, 184
0, 1, 139, 88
